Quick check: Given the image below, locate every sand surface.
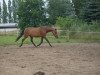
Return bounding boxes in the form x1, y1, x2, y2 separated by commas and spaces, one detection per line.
0, 43, 100, 75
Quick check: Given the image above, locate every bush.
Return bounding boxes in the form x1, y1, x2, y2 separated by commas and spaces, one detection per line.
55, 17, 100, 42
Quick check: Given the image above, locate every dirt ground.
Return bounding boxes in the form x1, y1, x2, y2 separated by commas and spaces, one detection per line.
0, 43, 100, 75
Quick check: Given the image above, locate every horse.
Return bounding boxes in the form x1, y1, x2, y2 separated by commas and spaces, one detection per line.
15, 26, 58, 47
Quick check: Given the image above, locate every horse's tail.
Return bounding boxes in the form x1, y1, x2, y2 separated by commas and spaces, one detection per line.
15, 29, 24, 42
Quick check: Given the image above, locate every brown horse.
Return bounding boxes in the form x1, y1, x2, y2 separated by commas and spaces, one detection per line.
15, 26, 58, 47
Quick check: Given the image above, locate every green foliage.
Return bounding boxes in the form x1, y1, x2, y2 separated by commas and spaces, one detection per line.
72, 0, 87, 17
80, 1, 100, 22
17, 0, 46, 30
12, 0, 18, 22
56, 17, 100, 32
56, 17, 74, 30
8, 0, 13, 23
91, 20, 100, 31
2, 0, 8, 23
47, 0, 75, 24
56, 17, 100, 42
72, 0, 100, 22
0, 3, 1, 23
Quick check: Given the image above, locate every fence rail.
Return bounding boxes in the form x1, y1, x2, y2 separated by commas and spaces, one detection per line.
0, 25, 17, 29
0, 23, 18, 35
58, 30, 100, 34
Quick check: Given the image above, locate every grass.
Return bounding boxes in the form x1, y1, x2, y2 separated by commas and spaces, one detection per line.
0, 35, 17, 46
0, 34, 100, 46
0, 35, 60, 46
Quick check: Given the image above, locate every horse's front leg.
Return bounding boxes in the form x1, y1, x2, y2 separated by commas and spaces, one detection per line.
30, 37, 37, 47
44, 37, 52, 47
37, 37, 43, 46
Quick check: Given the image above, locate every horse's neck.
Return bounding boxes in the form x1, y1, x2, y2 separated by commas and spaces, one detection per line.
41, 26, 53, 33
46, 28, 53, 33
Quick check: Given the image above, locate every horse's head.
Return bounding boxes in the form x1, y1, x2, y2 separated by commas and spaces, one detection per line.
52, 28, 58, 38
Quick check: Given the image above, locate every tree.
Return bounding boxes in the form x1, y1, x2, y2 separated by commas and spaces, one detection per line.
72, 0, 87, 17
0, 3, 1, 23
12, 0, 17, 22
72, 0, 100, 19
2, 0, 8, 23
47, 0, 75, 24
80, 1, 100, 22
8, 0, 12, 23
17, 0, 45, 30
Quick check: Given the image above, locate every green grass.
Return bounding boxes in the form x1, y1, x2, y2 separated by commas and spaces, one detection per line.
0, 35, 60, 46
0, 35, 16, 46
0, 35, 100, 46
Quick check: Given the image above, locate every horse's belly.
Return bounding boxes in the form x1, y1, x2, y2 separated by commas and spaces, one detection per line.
30, 34, 41, 37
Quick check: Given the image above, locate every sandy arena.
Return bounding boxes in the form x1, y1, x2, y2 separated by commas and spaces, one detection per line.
0, 43, 100, 75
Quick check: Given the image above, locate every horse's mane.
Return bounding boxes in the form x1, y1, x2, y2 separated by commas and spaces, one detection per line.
40, 26, 54, 30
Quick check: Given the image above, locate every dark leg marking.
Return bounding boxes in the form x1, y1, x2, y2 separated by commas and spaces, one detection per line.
37, 37, 43, 46
30, 37, 37, 47
44, 37, 52, 47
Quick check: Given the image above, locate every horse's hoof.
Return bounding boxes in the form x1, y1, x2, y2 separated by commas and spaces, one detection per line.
19, 45, 22, 47
50, 45, 52, 47
35, 46, 37, 47
37, 45, 40, 46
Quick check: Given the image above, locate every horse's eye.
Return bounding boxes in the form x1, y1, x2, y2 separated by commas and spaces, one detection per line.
55, 29, 57, 30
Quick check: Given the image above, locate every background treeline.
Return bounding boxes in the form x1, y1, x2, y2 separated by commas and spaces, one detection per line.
0, 0, 18, 23
0, 0, 100, 31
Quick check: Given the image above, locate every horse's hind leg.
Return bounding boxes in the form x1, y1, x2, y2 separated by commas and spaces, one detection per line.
19, 37, 26, 47
37, 37, 43, 46
30, 37, 37, 47
44, 37, 52, 47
